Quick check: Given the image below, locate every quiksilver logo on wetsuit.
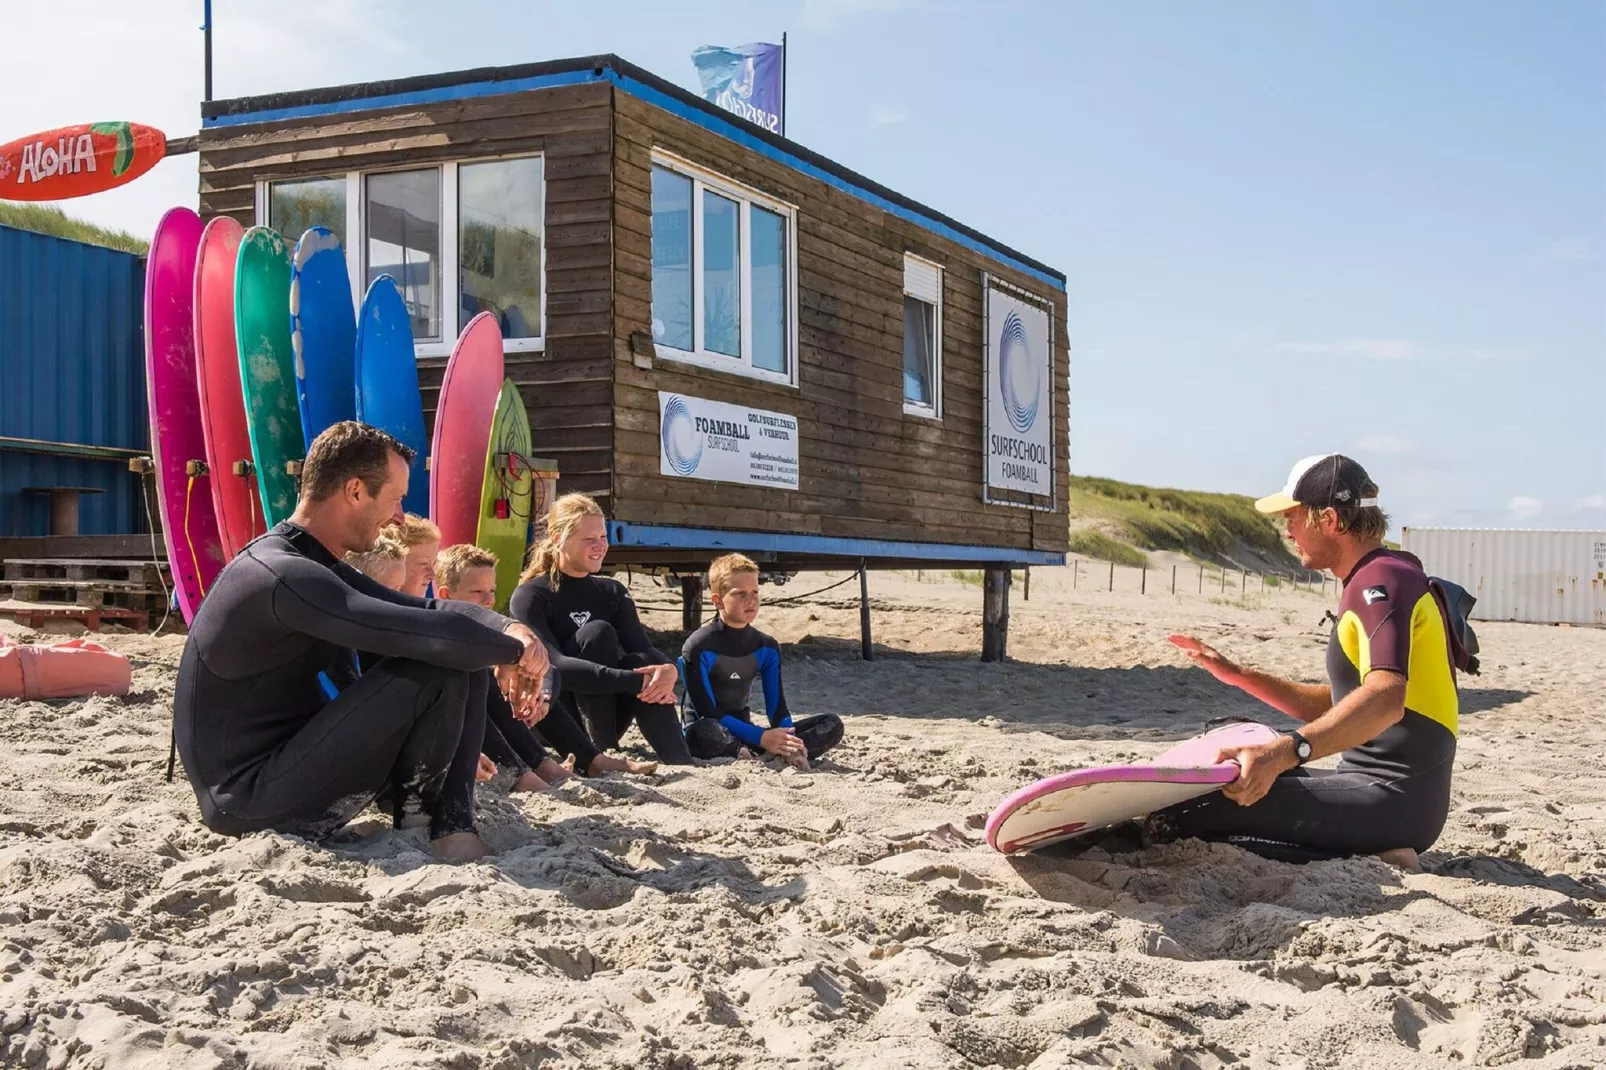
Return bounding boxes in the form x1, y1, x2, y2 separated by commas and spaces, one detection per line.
1363, 586, 1389, 604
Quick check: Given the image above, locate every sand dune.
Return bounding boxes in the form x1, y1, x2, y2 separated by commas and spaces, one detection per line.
1, 565, 1602, 1068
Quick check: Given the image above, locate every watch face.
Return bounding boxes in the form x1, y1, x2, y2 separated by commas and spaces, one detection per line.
1296, 739, 1312, 758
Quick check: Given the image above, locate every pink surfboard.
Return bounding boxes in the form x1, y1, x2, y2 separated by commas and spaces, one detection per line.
429, 312, 505, 547
145, 207, 226, 625
194, 216, 264, 560
985, 721, 1282, 854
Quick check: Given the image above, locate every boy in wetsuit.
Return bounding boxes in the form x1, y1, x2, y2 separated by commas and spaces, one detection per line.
438, 544, 657, 782
681, 553, 843, 769
1160, 454, 1458, 869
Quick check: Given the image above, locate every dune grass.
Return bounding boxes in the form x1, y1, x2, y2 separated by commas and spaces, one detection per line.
1069, 475, 1290, 561
1066, 529, 1150, 568
0, 202, 148, 254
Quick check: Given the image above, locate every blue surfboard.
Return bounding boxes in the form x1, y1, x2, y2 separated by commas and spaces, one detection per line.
289, 227, 357, 446
355, 275, 429, 516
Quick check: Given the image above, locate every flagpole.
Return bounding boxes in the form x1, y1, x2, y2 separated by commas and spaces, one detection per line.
781, 32, 788, 137
202, 0, 214, 102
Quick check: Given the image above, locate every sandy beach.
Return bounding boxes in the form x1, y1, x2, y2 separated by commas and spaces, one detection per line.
1, 563, 1603, 1069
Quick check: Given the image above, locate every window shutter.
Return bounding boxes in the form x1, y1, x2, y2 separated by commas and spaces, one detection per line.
903, 255, 942, 304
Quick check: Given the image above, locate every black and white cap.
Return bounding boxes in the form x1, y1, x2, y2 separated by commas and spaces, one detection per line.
1255, 454, 1380, 515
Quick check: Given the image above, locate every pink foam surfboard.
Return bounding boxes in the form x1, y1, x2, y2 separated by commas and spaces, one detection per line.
985, 721, 1282, 854
194, 215, 265, 560
429, 312, 505, 547
145, 207, 227, 625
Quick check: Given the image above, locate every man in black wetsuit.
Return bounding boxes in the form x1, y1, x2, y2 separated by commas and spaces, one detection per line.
1159, 454, 1459, 869
681, 554, 843, 768
172, 422, 550, 861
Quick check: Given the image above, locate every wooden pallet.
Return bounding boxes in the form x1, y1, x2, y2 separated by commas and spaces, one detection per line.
0, 599, 151, 633
0, 578, 162, 607
2, 558, 170, 584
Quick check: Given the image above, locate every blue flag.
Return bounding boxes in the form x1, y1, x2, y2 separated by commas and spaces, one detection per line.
691, 42, 785, 134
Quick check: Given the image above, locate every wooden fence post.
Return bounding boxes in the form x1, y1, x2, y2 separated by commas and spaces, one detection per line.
1108, 560, 1114, 591
1171, 564, 1177, 594
1141, 567, 1147, 595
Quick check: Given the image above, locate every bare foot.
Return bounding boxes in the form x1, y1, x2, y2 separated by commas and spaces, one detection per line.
1375, 847, 1420, 872
786, 751, 811, 772
736, 747, 754, 760
431, 831, 492, 861
535, 758, 574, 785
560, 753, 578, 773
510, 771, 552, 793
586, 754, 659, 777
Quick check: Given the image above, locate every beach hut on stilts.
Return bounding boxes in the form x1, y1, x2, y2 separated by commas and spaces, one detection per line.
195, 54, 1070, 658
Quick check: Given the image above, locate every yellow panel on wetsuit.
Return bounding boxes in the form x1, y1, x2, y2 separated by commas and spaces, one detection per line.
1332, 548, 1459, 737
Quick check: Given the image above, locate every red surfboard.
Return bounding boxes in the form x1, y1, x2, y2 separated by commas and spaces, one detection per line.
194, 216, 265, 560
430, 312, 505, 548
0, 122, 165, 201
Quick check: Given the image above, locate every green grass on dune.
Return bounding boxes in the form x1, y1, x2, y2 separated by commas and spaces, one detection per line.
0, 202, 148, 255
1066, 529, 1149, 568
1069, 475, 1290, 561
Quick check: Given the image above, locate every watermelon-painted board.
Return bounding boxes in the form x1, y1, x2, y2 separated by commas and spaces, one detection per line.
289, 226, 357, 446
355, 275, 428, 516
0, 122, 165, 201
477, 380, 534, 611
431, 313, 505, 549
235, 227, 305, 527
194, 216, 264, 560
145, 207, 226, 625
985, 721, 1282, 854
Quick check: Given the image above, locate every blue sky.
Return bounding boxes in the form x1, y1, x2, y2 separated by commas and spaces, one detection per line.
6, 1, 1602, 530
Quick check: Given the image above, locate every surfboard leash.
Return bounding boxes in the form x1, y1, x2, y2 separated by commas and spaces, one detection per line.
183, 462, 209, 597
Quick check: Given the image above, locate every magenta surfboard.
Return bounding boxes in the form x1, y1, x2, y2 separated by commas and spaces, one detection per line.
193, 215, 264, 560
985, 722, 1282, 854
430, 312, 505, 548
145, 207, 226, 625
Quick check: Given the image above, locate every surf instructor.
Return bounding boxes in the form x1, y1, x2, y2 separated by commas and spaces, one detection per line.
172, 422, 549, 861
1159, 454, 1459, 868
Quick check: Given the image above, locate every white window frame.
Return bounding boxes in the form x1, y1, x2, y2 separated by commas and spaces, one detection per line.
255, 152, 547, 359
649, 150, 799, 388
901, 253, 943, 419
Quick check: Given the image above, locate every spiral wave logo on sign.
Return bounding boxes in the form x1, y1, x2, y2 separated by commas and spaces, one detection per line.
998, 310, 1041, 434
661, 394, 703, 476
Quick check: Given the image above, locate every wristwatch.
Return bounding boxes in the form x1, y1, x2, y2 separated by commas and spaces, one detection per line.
1287, 730, 1313, 765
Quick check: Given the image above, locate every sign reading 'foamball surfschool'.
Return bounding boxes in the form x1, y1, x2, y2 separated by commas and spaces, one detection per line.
984, 280, 1054, 497
659, 392, 800, 489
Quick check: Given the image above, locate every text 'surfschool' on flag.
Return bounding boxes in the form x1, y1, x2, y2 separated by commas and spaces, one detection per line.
691, 42, 785, 134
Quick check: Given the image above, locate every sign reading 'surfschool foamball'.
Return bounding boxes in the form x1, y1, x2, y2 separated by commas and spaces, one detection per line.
659, 392, 800, 489
984, 281, 1053, 496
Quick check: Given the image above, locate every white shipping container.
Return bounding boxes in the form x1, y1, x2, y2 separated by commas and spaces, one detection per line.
1400, 528, 1606, 627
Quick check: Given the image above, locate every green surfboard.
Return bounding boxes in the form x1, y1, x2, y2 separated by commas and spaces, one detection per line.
477, 380, 534, 611
235, 227, 305, 527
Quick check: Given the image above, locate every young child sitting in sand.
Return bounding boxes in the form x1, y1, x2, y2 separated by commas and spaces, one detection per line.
384, 514, 441, 598
681, 553, 843, 769
435, 544, 656, 784
343, 533, 408, 590
347, 535, 501, 784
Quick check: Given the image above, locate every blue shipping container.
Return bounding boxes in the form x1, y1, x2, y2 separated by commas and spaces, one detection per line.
0, 224, 148, 537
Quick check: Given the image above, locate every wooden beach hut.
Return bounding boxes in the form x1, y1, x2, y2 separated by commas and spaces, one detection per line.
196, 55, 1070, 655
